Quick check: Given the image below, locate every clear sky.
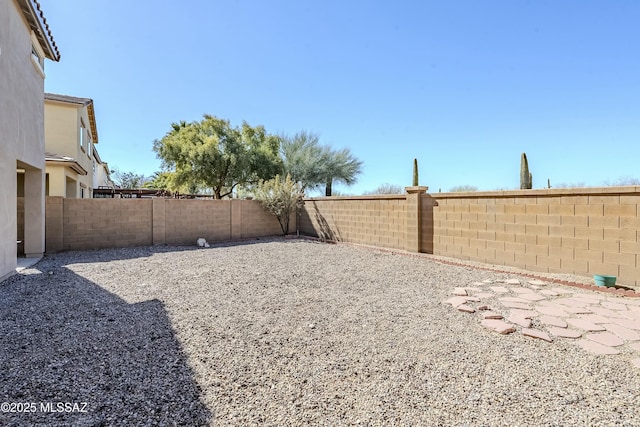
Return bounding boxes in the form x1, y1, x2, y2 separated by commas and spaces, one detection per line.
42, 0, 640, 195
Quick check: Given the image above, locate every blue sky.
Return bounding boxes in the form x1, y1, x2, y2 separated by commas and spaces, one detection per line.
42, 0, 640, 194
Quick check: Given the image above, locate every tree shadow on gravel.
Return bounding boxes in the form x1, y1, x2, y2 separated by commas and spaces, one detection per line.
0, 267, 211, 427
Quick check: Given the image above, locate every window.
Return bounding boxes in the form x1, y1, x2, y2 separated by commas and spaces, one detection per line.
30, 32, 45, 78
79, 120, 86, 152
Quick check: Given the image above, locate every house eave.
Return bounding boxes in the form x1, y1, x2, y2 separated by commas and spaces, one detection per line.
45, 159, 88, 176
15, 0, 60, 61
45, 93, 99, 144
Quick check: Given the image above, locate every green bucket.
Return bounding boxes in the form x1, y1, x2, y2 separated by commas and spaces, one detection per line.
594, 275, 617, 287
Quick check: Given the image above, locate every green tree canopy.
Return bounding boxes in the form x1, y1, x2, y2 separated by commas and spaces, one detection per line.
364, 183, 404, 195
153, 115, 282, 199
280, 131, 362, 196
111, 168, 148, 189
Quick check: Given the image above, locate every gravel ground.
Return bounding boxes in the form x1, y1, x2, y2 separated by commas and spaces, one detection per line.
2, 237, 640, 426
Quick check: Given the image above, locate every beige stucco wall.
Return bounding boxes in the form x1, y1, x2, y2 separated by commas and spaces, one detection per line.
0, 0, 47, 280
46, 164, 87, 198
44, 100, 94, 198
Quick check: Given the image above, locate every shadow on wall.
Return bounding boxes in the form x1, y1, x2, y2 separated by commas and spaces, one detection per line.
421, 194, 437, 255
0, 266, 211, 426
301, 201, 342, 242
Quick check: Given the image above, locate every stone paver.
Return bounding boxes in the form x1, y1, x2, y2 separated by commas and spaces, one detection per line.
562, 306, 593, 315
550, 287, 574, 295
500, 301, 532, 310
535, 305, 570, 317
519, 293, 547, 302
589, 306, 628, 319
508, 315, 532, 328
539, 315, 568, 328
603, 324, 640, 341
509, 308, 538, 319
572, 296, 603, 305
512, 287, 535, 294
457, 304, 476, 313
577, 339, 621, 355
444, 274, 640, 369
566, 318, 606, 332
540, 290, 560, 296
555, 298, 589, 308
585, 332, 624, 347
499, 296, 533, 304
444, 296, 470, 307
601, 301, 627, 311
625, 311, 640, 321
577, 314, 611, 324
547, 327, 582, 338
474, 292, 494, 299
522, 328, 553, 342
609, 317, 640, 331
481, 319, 515, 334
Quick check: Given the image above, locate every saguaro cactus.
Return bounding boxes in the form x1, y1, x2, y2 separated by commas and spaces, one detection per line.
520, 153, 532, 189
412, 158, 419, 186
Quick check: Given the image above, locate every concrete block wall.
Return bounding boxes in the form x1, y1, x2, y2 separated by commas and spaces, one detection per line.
299, 195, 407, 250
163, 199, 232, 245
61, 199, 153, 251
45, 197, 287, 252
426, 187, 640, 286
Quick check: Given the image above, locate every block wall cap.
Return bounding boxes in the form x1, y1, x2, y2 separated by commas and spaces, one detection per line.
405, 186, 429, 194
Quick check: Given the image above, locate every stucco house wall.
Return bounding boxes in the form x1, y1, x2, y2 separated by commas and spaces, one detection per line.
0, 0, 59, 281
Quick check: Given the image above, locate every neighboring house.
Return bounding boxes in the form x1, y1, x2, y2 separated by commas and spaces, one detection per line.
44, 93, 104, 198
92, 145, 115, 191
1, 0, 60, 280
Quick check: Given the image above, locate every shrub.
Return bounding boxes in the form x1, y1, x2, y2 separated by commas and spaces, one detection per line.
254, 174, 303, 235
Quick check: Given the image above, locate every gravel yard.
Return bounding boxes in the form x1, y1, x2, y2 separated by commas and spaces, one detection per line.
2, 238, 640, 426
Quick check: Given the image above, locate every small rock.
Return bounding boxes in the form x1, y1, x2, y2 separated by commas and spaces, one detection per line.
478, 305, 493, 311
308, 323, 316, 329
